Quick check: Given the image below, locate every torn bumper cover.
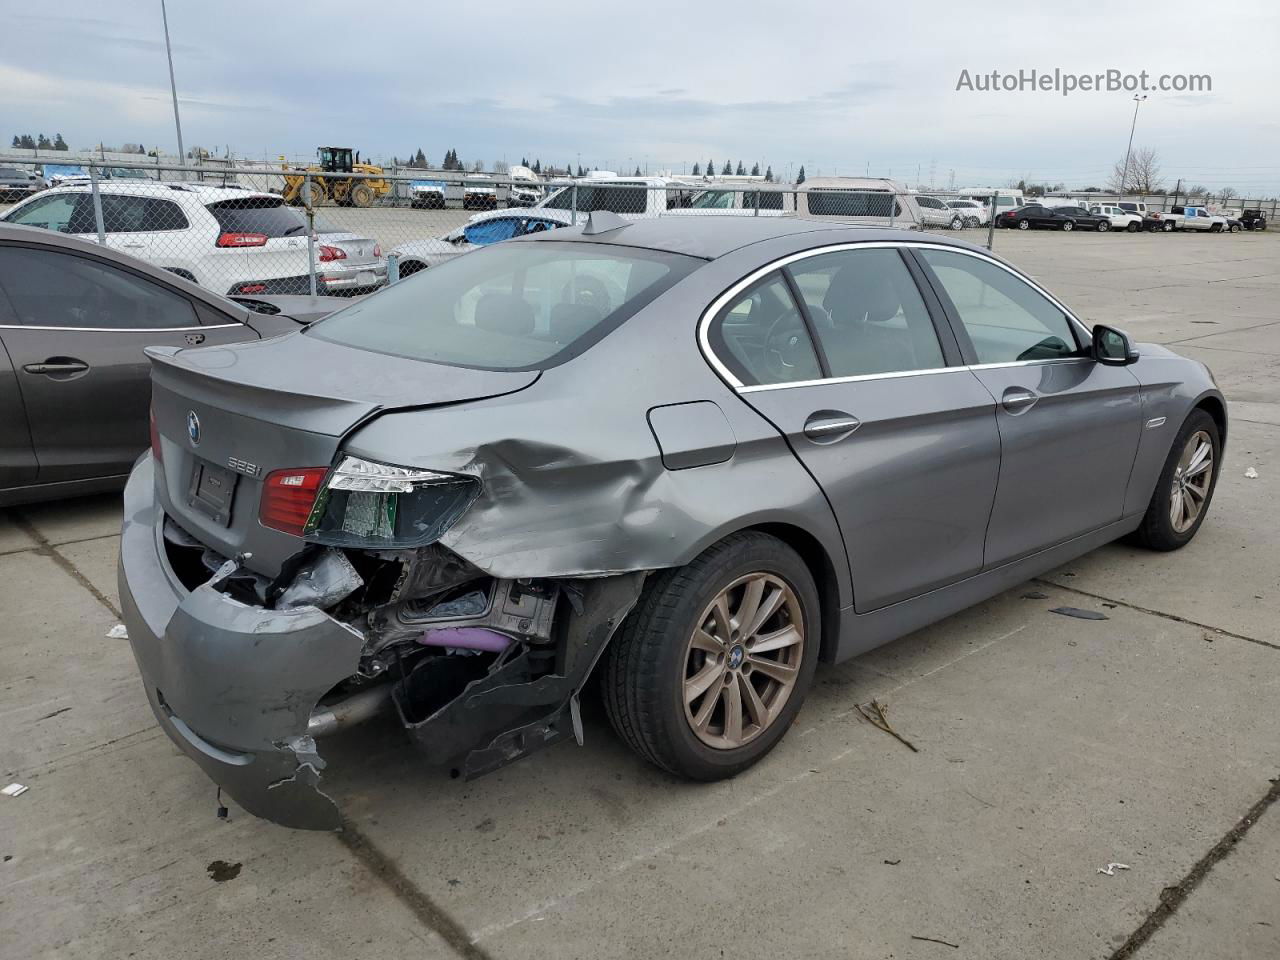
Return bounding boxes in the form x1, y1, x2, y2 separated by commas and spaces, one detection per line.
118, 457, 647, 830
119, 459, 363, 830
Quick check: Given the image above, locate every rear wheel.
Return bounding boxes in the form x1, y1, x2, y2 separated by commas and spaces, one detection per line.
1097, 220, 1110, 232
1062, 220, 1075, 232
1018, 219, 1030, 230
965, 216, 980, 228
949, 215, 964, 230
602, 532, 819, 780
1229, 223, 1241, 233
1132, 409, 1220, 551
1163, 220, 1175, 232
398, 260, 426, 278
1127, 221, 1140, 232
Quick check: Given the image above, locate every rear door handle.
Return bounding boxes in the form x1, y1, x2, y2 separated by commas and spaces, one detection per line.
803, 411, 861, 443
1001, 388, 1038, 414
23, 358, 90, 376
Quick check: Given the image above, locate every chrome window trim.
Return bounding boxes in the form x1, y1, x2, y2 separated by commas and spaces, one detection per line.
0, 323, 240, 332
697, 240, 1093, 391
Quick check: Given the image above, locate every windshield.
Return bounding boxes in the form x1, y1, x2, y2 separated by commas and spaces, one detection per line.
308, 241, 699, 370
691, 190, 735, 209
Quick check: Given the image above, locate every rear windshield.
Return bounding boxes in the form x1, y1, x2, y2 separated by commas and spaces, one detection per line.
308, 241, 699, 370
206, 197, 310, 238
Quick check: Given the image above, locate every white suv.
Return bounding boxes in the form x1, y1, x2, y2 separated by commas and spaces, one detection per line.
1, 183, 386, 296
1088, 204, 1144, 232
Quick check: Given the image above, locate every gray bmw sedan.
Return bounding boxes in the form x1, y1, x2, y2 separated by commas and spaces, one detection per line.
119, 214, 1225, 829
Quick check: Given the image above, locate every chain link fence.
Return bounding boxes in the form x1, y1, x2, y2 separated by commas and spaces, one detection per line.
1, 155, 1273, 299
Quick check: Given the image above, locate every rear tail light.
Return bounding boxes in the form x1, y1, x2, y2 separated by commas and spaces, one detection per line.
373, 244, 382, 258
234, 282, 267, 294
149, 405, 162, 463
216, 232, 269, 248
302, 456, 480, 548
318, 244, 346, 262
259, 467, 328, 536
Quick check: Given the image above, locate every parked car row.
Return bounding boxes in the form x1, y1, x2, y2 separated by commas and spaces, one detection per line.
996, 201, 1264, 234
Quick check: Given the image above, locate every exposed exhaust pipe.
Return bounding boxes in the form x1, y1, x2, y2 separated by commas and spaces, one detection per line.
307, 683, 394, 738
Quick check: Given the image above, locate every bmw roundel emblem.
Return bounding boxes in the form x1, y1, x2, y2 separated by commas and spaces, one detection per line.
187, 411, 201, 446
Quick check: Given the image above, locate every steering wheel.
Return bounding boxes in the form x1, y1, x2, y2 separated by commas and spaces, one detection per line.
560, 275, 612, 314
763, 313, 814, 382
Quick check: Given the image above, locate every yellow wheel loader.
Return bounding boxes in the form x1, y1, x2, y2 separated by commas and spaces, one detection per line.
281, 147, 390, 207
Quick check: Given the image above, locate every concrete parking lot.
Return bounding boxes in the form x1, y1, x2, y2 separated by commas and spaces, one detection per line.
1, 230, 1277, 960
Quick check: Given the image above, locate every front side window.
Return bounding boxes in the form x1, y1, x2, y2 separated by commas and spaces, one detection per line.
709, 272, 821, 386
789, 249, 944, 377
0, 246, 199, 329
5, 193, 94, 233
692, 190, 735, 209
310, 241, 697, 370
919, 249, 1081, 364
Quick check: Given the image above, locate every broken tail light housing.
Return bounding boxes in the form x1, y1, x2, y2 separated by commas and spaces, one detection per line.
298, 456, 480, 548
260, 467, 329, 536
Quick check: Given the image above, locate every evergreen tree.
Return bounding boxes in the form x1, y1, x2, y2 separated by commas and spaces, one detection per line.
577, 165, 585, 177
750, 162, 760, 176
736, 161, 746, 175
55, 133, 69, 150
764, 166, 773, 182
634, 166, 642, 176
691, 161, 701, 176
36, 133, 51, 150
415, 148, 426, 166
521, 157, 528, 167
533, 159, 541, 174
10, 136, 19, 148
19, 134, 36, 149
707, 159, 714, 179
722, 160, 732, 175
796, 165, 806, 184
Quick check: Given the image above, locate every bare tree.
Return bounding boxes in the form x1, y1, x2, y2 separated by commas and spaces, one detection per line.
1185, 184, 1208, 197
1219, 186, 1238, 200
1109, 147, 1163, 194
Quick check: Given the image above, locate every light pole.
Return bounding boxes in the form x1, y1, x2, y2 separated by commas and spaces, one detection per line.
1118, 94, 1147, 197
160, 0, 186, 163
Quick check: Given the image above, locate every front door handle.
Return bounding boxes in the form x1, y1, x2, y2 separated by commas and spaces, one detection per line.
1001, 388, 1038, 414
803, 411, 861, 443
23, 357, 90, 376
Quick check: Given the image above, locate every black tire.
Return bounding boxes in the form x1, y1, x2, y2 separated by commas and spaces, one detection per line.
398, 260, 426, 277
1163, 220, 1175, 232
350, 183, 375, 208
1229, 223, 1241, 233
1127, 222, 1140, 232
601, 532, 820, 781
1097, 221, 1110, 232
1062, 220, 1075, 232
1132, 409, 1221, 551
965, 216, 980, 228
949, 216, 964, 231
1018, 219, 1030, 230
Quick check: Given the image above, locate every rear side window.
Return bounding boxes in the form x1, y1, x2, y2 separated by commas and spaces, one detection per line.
206, 198, 309, 238
463, 219, 522, 245
805, 190, 901, 218
709, 272, 821, 386
309, 241, 697, 371
789, 249, 944, 377
542, 185, 649, 214
0, 246, 199, 329
919, 249, 1080, 364
99, 195, 190, 233
743, 191, 785, 211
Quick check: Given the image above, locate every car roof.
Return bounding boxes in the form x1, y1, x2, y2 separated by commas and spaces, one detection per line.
518, 215, 992, 260
28, 181, 269, 203
0, 222, 252, 320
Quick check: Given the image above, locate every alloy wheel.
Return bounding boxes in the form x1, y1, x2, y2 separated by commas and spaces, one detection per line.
682, 573, 805, 750
1170, 430, 1214, 533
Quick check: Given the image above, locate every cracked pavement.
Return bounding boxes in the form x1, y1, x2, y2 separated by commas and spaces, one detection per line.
1, 230, 1277, 959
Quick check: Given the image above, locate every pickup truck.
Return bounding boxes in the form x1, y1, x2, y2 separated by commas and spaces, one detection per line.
1149, 205, 1227, 232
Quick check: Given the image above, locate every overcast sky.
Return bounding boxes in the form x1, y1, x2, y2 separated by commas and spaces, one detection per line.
7, 0, 1279, 193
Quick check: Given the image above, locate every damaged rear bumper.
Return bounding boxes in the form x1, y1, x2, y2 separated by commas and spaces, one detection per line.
119, 457, 363, 830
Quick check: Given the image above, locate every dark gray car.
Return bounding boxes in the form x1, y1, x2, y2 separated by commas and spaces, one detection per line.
0, 224, 340, 505
118, 215, 1226, 829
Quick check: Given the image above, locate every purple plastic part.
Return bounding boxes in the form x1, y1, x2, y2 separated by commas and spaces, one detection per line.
418, 627, 512, 653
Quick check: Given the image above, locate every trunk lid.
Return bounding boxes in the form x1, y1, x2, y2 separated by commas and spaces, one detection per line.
148, 332, 538, 578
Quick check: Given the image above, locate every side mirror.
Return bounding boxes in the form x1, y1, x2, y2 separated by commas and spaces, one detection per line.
1093, 325, 1139, 365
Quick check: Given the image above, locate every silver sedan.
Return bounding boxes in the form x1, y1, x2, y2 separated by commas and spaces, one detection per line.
120, 214, 1225, 828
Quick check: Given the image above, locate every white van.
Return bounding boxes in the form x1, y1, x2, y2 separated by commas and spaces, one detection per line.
958, 187, 1025, 214
795, 177, 926, 228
